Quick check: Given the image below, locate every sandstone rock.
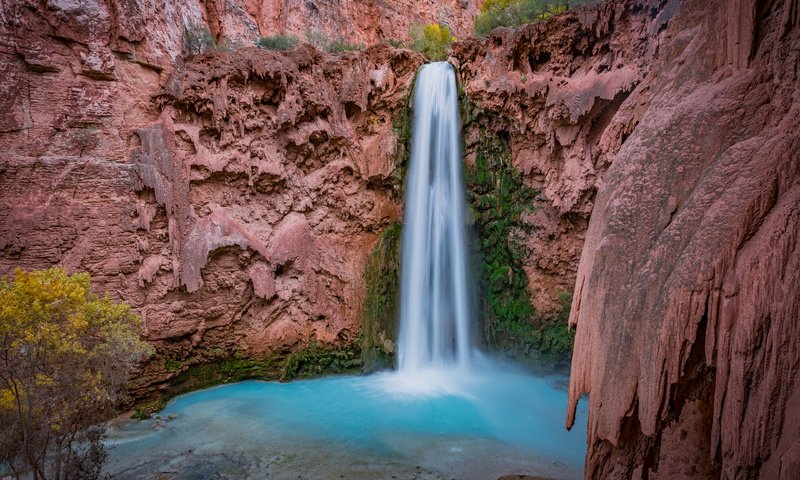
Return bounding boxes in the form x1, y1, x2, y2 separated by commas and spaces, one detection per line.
228, 0, 481, 46
451, 0, 676, 315
0, 0, 422, 394
565, 0, 800, 478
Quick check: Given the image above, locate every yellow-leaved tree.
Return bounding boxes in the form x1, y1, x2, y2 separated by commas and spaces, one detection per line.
0, 268, 153, 480
410, 23, 456, 61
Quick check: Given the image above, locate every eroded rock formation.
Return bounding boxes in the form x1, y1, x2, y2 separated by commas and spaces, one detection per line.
564, 0, 800, 478
215, 0, 481, 46
0, 0, 422, 391
2, 0, 798, 476
451, 0, 678, 315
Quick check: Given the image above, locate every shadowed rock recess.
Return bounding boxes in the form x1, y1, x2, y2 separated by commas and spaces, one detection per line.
0, 0, 798, 477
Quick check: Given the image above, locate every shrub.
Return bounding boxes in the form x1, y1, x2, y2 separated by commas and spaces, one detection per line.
327, 39, 364, 53
410, 23, 456, 61
382, 38, 405, 48
304, 29, 330, 49
474, 0, 588, 36
0, 268, 153, 479
256, 34, 299, 51
184, 21, 215, 56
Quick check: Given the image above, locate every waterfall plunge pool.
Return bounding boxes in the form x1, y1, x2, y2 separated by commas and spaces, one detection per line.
104, 358, 587, 480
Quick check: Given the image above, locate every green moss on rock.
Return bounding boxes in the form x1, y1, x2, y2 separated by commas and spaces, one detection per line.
133, 344, 363, 418
464, 128, 575, 368
360, 223, 402, 372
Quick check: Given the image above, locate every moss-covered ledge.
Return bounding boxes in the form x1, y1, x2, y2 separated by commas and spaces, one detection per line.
131, 344, 363, 419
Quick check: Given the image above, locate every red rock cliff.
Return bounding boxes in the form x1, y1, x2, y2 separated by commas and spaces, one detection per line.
452, 0, 676, 315
564, 0, 800, 478
0, 0, 422, 389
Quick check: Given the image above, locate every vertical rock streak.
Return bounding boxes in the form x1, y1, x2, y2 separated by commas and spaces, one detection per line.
566, 0, 800, 478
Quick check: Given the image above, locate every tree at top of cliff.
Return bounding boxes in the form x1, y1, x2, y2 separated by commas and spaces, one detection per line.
0, 268, 153, 480
410, 23, 456, 61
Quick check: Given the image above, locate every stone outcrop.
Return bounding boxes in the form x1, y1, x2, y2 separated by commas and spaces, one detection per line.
453, 0, 799, 477
0, 0, 422, 390
451, 0, 678, 314
563, 0, 800, 479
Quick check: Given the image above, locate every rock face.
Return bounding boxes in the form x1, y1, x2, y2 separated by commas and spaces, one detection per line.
2, 0, 798, 477
0, 0, 422, 389
451, 0, 677, 314
219, 0, 482, 46
563, 0, 800, 478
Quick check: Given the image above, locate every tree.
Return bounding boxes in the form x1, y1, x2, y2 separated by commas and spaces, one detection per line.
410, 23, 456, 61
0, 268, 153, 480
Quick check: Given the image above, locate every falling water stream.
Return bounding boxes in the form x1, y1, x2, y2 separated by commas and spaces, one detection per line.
398, 62, 473, 373
103, 63, 588, 480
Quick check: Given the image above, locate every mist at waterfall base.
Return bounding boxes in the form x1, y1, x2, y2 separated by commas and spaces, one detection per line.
104, 63, 588, 479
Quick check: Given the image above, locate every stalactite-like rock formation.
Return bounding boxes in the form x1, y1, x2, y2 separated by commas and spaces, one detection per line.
566, 0, 800, 478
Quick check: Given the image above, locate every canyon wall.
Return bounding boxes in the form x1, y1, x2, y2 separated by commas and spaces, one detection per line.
209, 0, 481, 46
452, 0, 799, 477
452, 0, 678, 315
563, 0, 800, 478
0, 0, 422, 391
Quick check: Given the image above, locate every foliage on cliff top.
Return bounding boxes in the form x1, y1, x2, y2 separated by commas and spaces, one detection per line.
303, 30, 365, 53
410, 23, 456, 61
474, 0, 589, 36
0, 268, 153, 479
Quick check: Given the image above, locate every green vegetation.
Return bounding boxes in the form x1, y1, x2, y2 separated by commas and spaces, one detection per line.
391, 90, 413, 193
282, 342, 361, 379
164, 357, 182, 372
382, 38, 405, 48
327, 40, 365, 53
134, 344, 363, 418
409, 23, 456, 61
256, 34, 299, 51
474, 0, 589, 36
184, 21, 215, 56
0, 268, 153, 479
360, 224, 403, 371
464, 130, 574, 368
303, 30, 364, 53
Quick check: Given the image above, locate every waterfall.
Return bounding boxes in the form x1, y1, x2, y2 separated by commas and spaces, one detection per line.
397, 62, 474, 373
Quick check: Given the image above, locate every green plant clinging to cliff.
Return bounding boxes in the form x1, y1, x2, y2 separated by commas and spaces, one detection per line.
464, 131, 574, 367
474, 0, 588, 36
184, 21, 215, 56
360, 224, 402, 371
256, 34, 299, 51
327, 39, 365, 53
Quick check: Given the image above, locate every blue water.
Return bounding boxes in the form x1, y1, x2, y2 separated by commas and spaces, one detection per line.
105, 358, 587, 480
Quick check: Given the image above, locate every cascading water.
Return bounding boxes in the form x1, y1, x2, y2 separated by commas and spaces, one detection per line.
397, 62, 474, 373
